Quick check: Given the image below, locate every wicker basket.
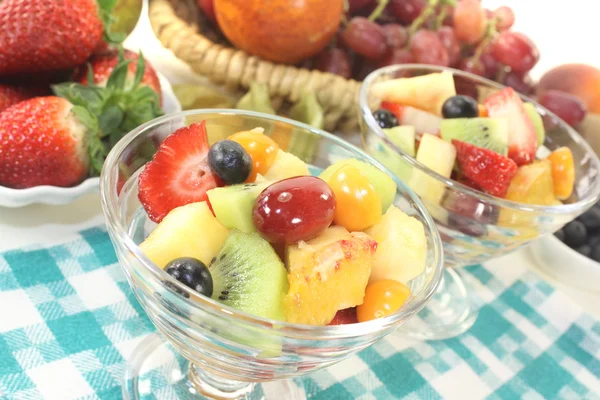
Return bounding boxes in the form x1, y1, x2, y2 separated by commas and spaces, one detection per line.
148, 0, 361, 132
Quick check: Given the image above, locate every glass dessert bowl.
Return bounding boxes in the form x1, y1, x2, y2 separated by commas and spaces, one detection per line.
100, 110, 444, 399
359, 64, 600, 341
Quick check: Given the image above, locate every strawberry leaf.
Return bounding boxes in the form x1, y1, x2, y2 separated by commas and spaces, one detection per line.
106, 60, 131, 90
97, 0, 125, 45
98, 105, 124, 137
52, 83, 105, 116
131, 52, 146, 90
71, 106, 107, 176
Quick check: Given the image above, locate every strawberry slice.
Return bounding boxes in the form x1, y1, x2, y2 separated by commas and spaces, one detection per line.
484, 87, 537, 166
453, 140, 518, 198
328, 308, 358, 325
138, 121, 219, 223
381, 100, 441, 137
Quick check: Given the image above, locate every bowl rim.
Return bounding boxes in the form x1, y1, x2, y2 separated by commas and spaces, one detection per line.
100, 109, 445, 339
359, 64, 600, 216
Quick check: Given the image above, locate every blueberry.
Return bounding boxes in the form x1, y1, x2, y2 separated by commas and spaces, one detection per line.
373, 109, 399, 129
441, 95, 479, 119
589, 235, 600, 248
591, 246, 600, 263
563, 220, 587, 248
208, 140, 251, 185
165, 257, 213, 297
554, 229, 566, 242
575, 244, 592, 257
578, 207, 600, 232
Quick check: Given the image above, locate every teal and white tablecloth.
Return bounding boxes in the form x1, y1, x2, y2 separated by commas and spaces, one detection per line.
0, 227, 598, 399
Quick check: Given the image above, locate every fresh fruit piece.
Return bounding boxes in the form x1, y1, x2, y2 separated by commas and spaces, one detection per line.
505, 160, 556, 205
139, 202, 229, 268
210, 230, 288, 321
452, 0, 486, 44
356, 279, 411, 322
503, 71, 535, 96
440, 118, 509, 155
365, 206, 427, 284
229, 129, 279, 182
373, 109, 399, 129
165, 257, 213, 297
285, 226, 376, 325
0, 0, 109, 75
325, 165, 382, 231
478, 105, 488, 117
409, 134, 456, 205
410, 29, 449, 67
0, 84, 48, 113
484, 87, 537, 166
197, 0, 216, 22
320, 158, 397, 212
494, 6, 515, 31
138, 122, 219, 223
492, 31, 539, 73
459, 57, 485, 77
453, 140, 518, 198
262, 150, 310, 181
0, 97, 94, 188
563, 220, 587, 248
537, 64, 600, 114
382, 24, 408, 49
207, 182, 270, 233
547, 147, 575, 200
253, 176, 335, 244
371, 71, 456, 116
384, 126, 416, 157
377, 48, 415, 69
381, 102, 442, 136
208, 140, 252, 185
341, 17, 387, 60
441, 95, 479, 119
328, 308, 358, 325
314, 48, 352, 79
437, 26, 461, 67
523, 103, 545, 146
73, 49, 162, 104
213, 0, 343, 64
538, 90, 587, 127
390, 0, 426, 24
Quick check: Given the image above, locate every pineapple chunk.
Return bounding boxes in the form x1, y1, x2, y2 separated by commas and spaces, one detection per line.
263, 149, 310, 181
365, 206, 427, 284
505, 160, 555, 205
371, 71, 456, 115
139, 202, 229, 268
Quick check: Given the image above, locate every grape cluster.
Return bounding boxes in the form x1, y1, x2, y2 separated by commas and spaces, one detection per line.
311, 0, 538, 95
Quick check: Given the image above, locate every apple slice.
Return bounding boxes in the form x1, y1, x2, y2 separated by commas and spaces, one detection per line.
371, 71, 456, 116
382, 101, 442, 137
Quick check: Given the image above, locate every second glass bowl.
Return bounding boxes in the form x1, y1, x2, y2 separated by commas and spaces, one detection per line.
359, 64, 600, 340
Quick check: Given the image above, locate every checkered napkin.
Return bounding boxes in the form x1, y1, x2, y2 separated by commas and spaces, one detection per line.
0, 227, 598, 400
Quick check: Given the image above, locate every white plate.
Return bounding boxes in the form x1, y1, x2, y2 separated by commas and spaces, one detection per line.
529, 234, 600, 293
0, 73, 181, 208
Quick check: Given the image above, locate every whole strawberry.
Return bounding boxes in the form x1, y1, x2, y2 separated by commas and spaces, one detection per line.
0, 97, 102, 188
73, 50, 162, 103
0, 84, 49, 113
0, 0, 115, 75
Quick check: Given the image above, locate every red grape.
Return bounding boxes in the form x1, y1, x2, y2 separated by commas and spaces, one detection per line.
341, 17, 388, 60
354, 59, 379, 81
492, 31, 540, 73
437, 26, 461, 66
494, 6, 515, 31
390, 0, 427, 24
315, 48, 352, 79
348, 0, 374, 13
377, 48, 415, 69
382, 24, 408, 49
484, 8, 494, 20
453, 0, 486, 44
538, 90, 588, 127
438, 4, 454, 26
459, 57, 485, 77
410, 29, 449, 67
253, 176, 336, 244
480, 47, 500, 78
503, 71, 534, 95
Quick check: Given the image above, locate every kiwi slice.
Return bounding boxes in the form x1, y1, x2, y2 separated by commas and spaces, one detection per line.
440, 117, 509, 155
384, 126, 416, 157
524, 102, 545, 147
210, 230, 288, 321
207, 182, 270, 233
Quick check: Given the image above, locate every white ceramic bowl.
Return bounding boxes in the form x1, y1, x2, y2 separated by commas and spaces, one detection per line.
529, 234, 600, 292
0, 73, 181, 208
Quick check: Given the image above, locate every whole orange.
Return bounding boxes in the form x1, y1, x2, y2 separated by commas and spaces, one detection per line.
214, 0, 344, 64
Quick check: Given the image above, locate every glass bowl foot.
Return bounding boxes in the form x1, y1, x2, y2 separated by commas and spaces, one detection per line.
122, 335, 304, 399
398, 268, 477, 340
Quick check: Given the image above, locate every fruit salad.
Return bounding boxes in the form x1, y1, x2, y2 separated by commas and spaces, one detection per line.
370, 71, 575, 206
135, 121, 428, 326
